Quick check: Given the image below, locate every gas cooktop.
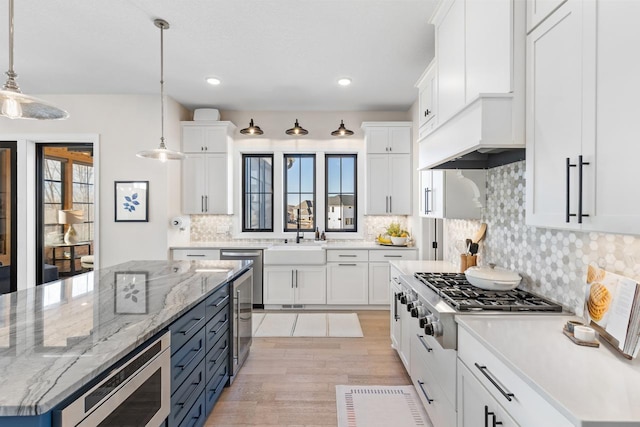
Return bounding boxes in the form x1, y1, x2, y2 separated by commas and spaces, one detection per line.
414, 272, 563, 313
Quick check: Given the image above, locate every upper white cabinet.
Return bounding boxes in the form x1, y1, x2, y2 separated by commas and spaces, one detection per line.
415, 60, 438, 140
419, 0, 525, 169
364, 124, 412, 154
363, 122, 412, 215
419, 170, 486, 219
181, 121, 235, 214
526, 0, 567, 33
526, 0, 640, 235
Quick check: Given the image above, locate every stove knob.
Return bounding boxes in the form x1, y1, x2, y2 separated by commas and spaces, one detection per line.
419, 314, 435, 328
424, 320, 443, 337
410, 304, 424, 317
407, 301, 419, 312
399, 293, 408, 304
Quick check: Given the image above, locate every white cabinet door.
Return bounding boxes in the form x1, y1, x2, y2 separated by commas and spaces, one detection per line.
182, 155, 207, 214
421, 170, 485, 219
182, 123, 232, 153
436, 0, 465, 122
263, 267, 295, 304
526, 0, 587, 230
527, 0, 567, 33
418, 61, 437, 130
204, 154, 231, 214
365, 126, 411, 154
295, 266, 326, 304
388, 127, 411, 154
388, 154, 411, 215
365, 127, 392, 154
585, 0, 640, 235
427, 170, 445, 219
368, 263, 390, 305
457, 361, 518, 427
366, 154, 390, 215
326, 263, 368, 304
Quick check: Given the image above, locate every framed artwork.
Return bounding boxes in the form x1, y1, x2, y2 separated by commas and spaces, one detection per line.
114, 181, 149, 222
114, 272, 148, 314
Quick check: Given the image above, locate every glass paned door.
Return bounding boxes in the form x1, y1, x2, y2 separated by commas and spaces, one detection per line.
0, 142, 17, 294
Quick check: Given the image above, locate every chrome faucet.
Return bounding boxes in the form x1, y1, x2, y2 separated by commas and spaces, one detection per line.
296, 208, 303, 243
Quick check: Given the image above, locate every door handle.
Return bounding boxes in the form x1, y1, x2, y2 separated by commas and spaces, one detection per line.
291, 270, 294, 288
201, 195, 205, 213
389, 196, 392, 212
417, 380, 433, 404
566, 157, 576, 222
578, 155, 590, 223
425, 188, 431, 214
475, 363, 515, 402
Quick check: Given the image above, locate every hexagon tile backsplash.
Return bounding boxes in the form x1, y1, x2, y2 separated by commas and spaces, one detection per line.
444, 160, 640, 314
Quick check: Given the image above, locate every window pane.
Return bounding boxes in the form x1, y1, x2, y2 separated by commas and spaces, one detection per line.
242, 154, 273, 232
44, 159, 61, 181
325, 154, 357, 232
44, 182, 62, 204
284, 154, 315, 232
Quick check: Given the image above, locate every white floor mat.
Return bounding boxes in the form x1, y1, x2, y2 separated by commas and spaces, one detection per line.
253, 313, 363, 337
336, 385, 432, 427
253, 313, 297, 337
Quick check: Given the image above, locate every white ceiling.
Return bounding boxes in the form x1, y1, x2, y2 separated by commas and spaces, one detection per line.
0, 0, 436, 112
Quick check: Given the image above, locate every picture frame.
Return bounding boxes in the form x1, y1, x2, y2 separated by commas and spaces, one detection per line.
114, 272, 148, 314
114, 181, 149, 222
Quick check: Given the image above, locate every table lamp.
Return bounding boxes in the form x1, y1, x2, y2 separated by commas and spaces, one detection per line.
58, 210, 84, 244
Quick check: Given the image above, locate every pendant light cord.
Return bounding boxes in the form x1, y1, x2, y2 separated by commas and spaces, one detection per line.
4, 0, 18, 90
159, 21, 166, 148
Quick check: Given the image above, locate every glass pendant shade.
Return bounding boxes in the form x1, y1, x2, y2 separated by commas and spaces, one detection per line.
0, 0, 68, 120
285, 119, 308, 135
331, 120, 354, 136
136, 19, 185, 161
240, 118, 264, 135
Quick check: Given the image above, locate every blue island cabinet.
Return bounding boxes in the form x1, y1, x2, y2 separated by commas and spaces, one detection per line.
167, 283, 231, 427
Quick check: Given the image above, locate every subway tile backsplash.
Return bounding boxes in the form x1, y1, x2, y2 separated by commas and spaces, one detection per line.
444, 160, 640, 314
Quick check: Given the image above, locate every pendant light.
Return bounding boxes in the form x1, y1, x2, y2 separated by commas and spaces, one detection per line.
0, 0, 68, 120
285, 119, 308, 136
136, 19, 185, 162
331, 120, 354, 136
240, 118, 264, 135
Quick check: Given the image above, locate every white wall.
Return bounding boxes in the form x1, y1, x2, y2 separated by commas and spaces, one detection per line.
1, 94, 190, 288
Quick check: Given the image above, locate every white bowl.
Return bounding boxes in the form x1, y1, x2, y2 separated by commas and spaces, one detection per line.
464, 265, 521, 291
390, 236, 407, 246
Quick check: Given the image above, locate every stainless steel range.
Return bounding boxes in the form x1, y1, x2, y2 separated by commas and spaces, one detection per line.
398, 272, 563, 350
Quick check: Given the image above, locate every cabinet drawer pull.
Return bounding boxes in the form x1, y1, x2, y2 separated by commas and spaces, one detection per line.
578, 155, 590, 223
339, 254, 357, 257
338, 263, 357, 266
417, 380, 433, 404
384, 255, 402, 258
389, 195, 392, 212
211, 294, 230, 308
187, 254, 206, 257
474, 363, 515, 402
209, 318, 229, 336
180, 317, 204, 336
416, 334, 433, 352
177, 373, 203, 407
484, 406, 503, 427
177, 345, 204, 370
211, 345, 229, 366
566, 157, 576, 222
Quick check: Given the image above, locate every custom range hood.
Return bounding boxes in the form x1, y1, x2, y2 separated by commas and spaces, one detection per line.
418, 93, 525, 170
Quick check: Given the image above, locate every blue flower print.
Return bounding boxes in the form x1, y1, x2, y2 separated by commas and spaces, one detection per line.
123, 192, 140, 212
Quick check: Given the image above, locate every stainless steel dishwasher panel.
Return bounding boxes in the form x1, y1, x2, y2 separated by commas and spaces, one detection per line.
220, 249, 263, 307
231, 268, 252, 383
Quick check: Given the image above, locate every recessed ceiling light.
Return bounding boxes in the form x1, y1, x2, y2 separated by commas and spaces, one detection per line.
337, 77, 352, 87
206, 77, 221, 86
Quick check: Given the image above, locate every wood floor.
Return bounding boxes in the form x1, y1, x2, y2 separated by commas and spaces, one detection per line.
205, 310, 411, 426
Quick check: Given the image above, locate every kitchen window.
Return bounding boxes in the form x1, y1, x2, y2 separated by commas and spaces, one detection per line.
242, 154, 273, 232
72, 163, 94, 242
325, 154, 357, 232
43, 158, 64, 242
284, 154, 315, 232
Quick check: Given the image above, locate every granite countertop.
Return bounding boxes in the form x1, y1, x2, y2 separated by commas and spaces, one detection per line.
456, 315, 640, 425
390, 260, 459, 275
171, 241, 419, 251
0, 259, 251, 417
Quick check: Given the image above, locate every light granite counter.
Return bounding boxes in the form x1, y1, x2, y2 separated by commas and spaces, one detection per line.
0, 259, 251, 417
170, 240, 419, 251
456, 315, 640, 425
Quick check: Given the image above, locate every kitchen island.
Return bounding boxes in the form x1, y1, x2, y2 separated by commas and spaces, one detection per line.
0, 259, 251, 425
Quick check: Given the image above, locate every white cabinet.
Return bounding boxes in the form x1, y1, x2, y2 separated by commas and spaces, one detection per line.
366, 154, 411, 215
263, 266, 326, 305
416, 59, 437, 140
526, 0, 640, 235
419, 170, 486, 219
362, 123, 412, 154
435, 0, 465, 123
327, 263, 369, 305
171, 248, 220, 260
389, 270, 402, 351
368, 263, 390, 305
526, 0, 567, 33
457, 361, 518, 427
181, 121, 235, 215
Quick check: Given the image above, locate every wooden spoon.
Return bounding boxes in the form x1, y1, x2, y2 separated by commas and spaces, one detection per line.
473, 223, 487, 243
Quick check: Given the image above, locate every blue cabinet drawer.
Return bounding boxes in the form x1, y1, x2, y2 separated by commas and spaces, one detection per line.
178, 392, 206, 427
169, 362, 206, 427
205, 285, 229, 321
205, 333, 229, 381
205, 360, 229, 416
205, 307, 229, 353
171, 327, 206, 395
169, 301, 206, 355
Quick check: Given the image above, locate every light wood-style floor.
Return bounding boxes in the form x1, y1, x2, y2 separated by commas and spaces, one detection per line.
205, 310, 411, 426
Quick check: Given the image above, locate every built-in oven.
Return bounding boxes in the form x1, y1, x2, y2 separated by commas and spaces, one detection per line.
54, 332, 170, 427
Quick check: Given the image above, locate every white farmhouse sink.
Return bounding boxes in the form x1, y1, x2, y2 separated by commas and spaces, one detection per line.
264, 244, 326, 265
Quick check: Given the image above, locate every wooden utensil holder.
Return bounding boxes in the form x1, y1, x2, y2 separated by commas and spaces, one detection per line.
460, 255, 477, 272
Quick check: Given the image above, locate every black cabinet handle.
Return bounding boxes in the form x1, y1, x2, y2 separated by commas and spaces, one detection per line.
417, 380, 433, 404
210, 294, 230, 308
187, 254, 206, 257
186, 404, 203, 427
209, 318, 229, 336
566, 157, 576, 222
180, 317, 204, 336
578, 155, 590, 223
475, 363, 515, 402
177, 372, 203, 407
393, 292, 400, 321
384, 255, 402, 258
339, 254, 357, 257
416, 334, 433, 352
338, 263, 357, 266
210, 344, 229, 366
177, 344, 204, 370
425, 109, 431, 116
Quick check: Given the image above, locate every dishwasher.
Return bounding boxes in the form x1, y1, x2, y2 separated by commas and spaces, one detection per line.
220, 249, 263, 308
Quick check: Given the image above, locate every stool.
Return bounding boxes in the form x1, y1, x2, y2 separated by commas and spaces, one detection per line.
81, 255, 94, 272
